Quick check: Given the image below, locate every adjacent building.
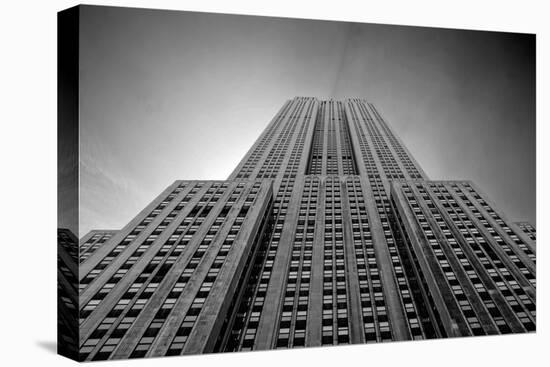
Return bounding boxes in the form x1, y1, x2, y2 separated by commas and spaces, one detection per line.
80, 230, 118, 263
61, 97, 536, 361
58, 228, 80, 360
516, 222, 536, 243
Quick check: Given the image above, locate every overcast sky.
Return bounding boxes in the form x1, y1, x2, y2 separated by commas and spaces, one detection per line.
74, 5, 535, 237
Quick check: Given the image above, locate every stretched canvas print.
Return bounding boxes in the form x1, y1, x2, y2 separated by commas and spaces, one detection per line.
57, 4, 536, 362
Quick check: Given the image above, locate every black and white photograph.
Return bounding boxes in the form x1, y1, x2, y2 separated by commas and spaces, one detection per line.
2, 1, 548, 367
57, 4, 538, 362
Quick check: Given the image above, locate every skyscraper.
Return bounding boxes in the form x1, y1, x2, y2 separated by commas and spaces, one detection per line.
60, 97, 536, 361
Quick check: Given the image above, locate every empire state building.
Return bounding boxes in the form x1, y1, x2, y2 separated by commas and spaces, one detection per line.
59, 97, 536, 361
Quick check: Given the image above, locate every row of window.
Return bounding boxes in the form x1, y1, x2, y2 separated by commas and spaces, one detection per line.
79, 182, 264, 360
399, 182, 535, 336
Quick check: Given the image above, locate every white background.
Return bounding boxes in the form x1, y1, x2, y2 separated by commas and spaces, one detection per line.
0, 0, 547, 366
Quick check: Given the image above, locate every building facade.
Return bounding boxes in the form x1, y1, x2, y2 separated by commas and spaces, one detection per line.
61, 97, 536, 361
76, 180, 273, 360
390, 181, 535, 337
